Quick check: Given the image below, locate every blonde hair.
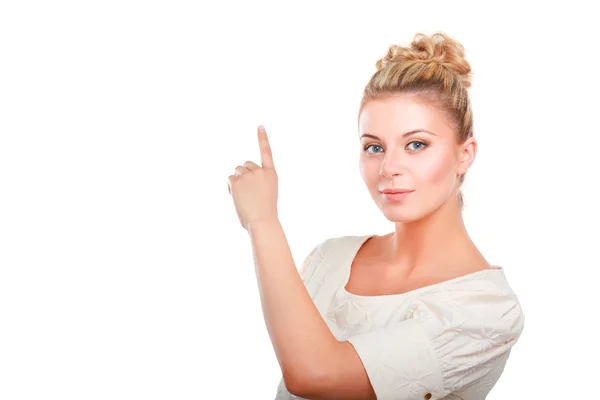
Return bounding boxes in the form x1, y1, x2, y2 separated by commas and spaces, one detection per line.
359, 32, 474, 209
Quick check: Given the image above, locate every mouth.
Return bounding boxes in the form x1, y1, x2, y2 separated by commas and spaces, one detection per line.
380, 190, 414, 202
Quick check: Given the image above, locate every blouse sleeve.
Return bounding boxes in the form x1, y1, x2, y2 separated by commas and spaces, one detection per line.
344, 291, 525, 400
298, 237, 334, 287
298, 244, 319, 282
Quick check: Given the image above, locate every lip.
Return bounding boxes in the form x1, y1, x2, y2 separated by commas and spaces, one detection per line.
381, 188, 413, 194
380, 189, 414, 202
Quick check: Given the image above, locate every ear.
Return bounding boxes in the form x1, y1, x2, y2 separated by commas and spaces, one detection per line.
457, 137, 477, 176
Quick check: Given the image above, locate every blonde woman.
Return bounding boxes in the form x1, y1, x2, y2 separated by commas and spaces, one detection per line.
227, 32, 525, 400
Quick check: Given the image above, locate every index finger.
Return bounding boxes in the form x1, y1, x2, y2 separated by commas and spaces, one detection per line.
258, 125, 275, 169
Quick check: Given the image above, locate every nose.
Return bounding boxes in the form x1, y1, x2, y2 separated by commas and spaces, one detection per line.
379, 149, 407, 178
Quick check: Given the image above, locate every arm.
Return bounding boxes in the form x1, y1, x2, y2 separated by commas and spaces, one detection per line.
247, 219, 376, 398
248, 221, 524, 400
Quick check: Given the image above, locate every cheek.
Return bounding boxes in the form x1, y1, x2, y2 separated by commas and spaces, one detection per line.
414, 150, 456, 186
359, 158, 377, 183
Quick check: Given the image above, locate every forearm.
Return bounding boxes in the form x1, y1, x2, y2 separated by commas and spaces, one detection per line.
247, 219, 338, 383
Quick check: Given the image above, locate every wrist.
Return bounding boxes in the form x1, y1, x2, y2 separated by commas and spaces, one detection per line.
246, 217, 281, 233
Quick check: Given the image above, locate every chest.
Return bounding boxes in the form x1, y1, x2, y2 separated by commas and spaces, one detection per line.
344, 237, 489, 297
344, 260, 444, 297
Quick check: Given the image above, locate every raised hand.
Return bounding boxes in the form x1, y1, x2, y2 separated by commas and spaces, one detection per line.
227, 125, 279, 230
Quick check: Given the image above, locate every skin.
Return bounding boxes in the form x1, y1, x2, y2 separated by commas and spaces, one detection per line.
354, 92, 490, 288
227, 94, 489, 399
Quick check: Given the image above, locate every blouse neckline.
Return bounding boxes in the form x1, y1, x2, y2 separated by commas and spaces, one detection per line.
336, 234, 505, 301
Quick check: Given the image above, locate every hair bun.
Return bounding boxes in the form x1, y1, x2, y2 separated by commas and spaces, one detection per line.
376, 32, 472, 88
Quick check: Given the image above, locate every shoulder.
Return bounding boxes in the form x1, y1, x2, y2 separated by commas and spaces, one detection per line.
409, 272, 525, 394
423, 268, 524, 316
299, 234, 374, 285
416, 270, 525, 350
308, 233, 374, 260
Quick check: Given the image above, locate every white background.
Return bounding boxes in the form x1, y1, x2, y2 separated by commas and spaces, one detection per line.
1, 1, 599, 399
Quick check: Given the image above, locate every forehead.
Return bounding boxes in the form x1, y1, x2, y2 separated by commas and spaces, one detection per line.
358, 94, 454, 138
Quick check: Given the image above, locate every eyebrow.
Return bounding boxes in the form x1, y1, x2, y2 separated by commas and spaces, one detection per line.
360, 129, 437, 140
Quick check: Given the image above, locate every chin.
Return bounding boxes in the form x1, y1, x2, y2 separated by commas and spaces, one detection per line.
386, 213, 424, 224
378, 204, 426, 224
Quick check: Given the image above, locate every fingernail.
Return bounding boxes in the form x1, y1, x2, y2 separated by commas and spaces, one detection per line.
258, 125, 265, 132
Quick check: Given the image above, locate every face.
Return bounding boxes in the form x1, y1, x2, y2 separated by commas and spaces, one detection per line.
358, 93, 476, 223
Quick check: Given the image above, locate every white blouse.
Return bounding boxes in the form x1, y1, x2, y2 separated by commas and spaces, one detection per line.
275, 234, 525, 400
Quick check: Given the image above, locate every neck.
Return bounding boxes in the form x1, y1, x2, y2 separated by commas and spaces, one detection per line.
387, 193, 476, 276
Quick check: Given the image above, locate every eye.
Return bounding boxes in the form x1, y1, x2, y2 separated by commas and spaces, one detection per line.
406, 141, 427, 152
363, 144, 383, 154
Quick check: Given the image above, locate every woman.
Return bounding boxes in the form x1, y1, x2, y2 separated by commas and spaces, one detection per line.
227, 32, 525, 400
